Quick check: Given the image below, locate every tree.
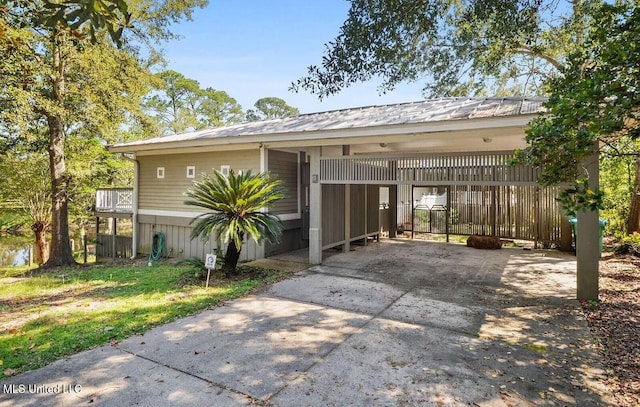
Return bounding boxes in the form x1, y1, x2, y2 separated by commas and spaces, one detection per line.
144, 70, 244, 135
0, 0, 207, 267
4, 0, 131, 45
292, 0, 594, 98
197, 87, 245, 128
600, 140, 639, 236
0, 152, 51, 264
516, 1, 639, 228
245, 97, 300, 121
144, 70, 201, 134
0, 25, 152, 267
184, 170, 285, 275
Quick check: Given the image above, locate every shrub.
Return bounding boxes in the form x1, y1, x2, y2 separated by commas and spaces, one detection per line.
615, 232, 640, 256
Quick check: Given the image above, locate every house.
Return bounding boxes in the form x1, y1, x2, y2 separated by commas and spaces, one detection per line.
104, 97, 602, 299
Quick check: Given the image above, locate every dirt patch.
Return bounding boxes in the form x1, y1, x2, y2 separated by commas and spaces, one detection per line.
582, 253, 640, 406
243, 258, 309, 274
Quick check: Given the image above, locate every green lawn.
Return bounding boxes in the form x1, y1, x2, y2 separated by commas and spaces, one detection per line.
0, 262, 293, 377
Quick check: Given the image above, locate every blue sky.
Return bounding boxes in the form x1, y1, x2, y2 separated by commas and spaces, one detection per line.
162, 0, 424, 114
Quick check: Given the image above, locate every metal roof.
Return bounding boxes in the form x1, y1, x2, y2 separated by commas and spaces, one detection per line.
111, 97, 545, 150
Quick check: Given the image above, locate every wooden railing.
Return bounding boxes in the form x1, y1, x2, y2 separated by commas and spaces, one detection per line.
320, 152, 542, 185
95, 188, 133, 213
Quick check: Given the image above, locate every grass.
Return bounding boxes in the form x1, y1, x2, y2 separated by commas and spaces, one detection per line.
0, 261, 294, 378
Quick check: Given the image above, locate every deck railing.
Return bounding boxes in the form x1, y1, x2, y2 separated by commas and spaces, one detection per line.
95, 188, 133, 212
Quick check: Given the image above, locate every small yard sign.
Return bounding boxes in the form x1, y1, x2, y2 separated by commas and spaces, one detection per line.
204, 254, 217, 288
205, 253, 217, 269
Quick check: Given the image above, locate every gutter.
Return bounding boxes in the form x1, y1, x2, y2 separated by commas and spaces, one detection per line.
120, 153, 139, 260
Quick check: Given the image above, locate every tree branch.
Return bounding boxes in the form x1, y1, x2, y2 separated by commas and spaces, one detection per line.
515, 44, 563, 70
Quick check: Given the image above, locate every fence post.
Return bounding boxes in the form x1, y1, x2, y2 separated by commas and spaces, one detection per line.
111, 217, 116, 259
83, 231, 88, 264
446, 186, 450, 243
411, 186, 415, 239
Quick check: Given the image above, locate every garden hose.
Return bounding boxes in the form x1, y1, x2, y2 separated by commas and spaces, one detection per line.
148, 232, 165, 266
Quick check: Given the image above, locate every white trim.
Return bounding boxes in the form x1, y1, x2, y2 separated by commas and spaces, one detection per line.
156, 167, 165, 179
137, 209, 300, 221
139, 209, 203, 218
260, 145, 267, 172
277, 213, 301, 221
186, 165, 195, 178
220, 165, 230, 176
120, 153, 139, 259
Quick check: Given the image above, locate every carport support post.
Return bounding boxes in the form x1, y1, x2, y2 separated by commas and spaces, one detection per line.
344, 184, 350, 252
576, 151, 600, 301
309, 147, 322, 265
343, 145, 350, 253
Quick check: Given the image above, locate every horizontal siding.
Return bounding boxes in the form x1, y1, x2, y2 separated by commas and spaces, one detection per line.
268, 150, 299, 215
138, 150, 260, 212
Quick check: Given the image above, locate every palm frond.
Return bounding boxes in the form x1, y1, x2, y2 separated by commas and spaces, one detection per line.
184, 169, 285, 249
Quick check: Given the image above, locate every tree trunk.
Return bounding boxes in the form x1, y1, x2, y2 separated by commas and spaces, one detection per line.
627, 156, 640, 234
44, 114, 75, 267
44, 38, 75, 267
32, 221, 48, 265
222, 241, 241, 276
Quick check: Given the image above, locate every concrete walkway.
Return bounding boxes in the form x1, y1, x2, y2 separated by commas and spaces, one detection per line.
0, 239, 612, 406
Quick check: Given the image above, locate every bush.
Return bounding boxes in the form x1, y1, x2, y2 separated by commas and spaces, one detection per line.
0, 211, 27, 233
174, 257, 207, 279
615, 232, 640, 256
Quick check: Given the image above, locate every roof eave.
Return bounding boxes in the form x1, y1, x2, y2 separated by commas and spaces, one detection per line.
107, 114, 538, 154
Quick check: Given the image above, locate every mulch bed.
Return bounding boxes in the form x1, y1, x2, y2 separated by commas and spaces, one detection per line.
581, 252, 640, 406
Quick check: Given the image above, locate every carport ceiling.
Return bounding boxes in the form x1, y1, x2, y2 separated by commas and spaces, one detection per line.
346, 126, 528, 155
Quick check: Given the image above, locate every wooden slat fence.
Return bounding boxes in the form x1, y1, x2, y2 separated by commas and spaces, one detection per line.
321, 152, 563, 245
320, 152, 540, 185
96, 234, 133, 258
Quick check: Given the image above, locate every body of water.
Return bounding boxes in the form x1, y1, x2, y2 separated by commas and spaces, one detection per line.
0, 237, 32, 268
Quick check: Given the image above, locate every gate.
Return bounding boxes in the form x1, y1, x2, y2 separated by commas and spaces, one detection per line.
413, 207, 448, 234
411, 186, 449, 236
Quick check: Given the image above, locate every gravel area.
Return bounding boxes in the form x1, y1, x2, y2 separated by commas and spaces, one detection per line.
582, 253, 640, 406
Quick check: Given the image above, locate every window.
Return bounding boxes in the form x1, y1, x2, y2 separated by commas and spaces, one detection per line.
156, 167, 165, 179
220, 165, 230, 177
186, 165, 195, 178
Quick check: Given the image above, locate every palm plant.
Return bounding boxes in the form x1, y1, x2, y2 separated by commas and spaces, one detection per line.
184, 169, 285, 275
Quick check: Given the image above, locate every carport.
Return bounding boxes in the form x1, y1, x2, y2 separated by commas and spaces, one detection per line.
300, 98, 601, 300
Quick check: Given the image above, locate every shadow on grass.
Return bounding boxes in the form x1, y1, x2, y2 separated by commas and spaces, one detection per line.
0, 264, 293, 376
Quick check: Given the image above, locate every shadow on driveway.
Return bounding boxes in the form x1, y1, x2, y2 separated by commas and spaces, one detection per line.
1, 239, 612, 406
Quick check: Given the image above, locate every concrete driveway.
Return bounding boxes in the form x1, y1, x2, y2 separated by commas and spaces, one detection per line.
1, 239, 612, 406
